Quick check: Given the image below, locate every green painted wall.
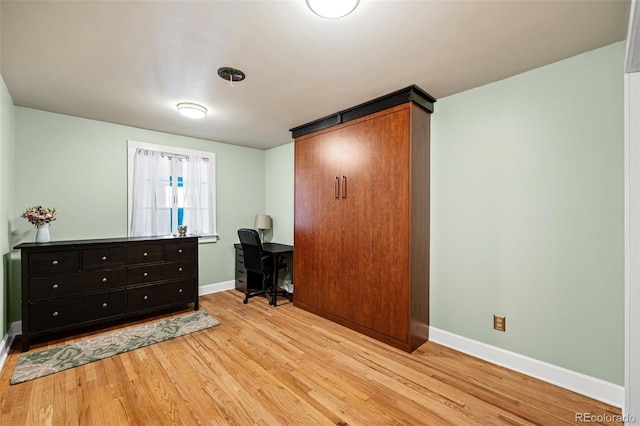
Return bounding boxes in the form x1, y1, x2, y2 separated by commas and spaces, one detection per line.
0, 77, 14, 334
431, 42, 625, 384
265, 143, 294, 286
10, 107, 265, 323
265, 143, 294, 245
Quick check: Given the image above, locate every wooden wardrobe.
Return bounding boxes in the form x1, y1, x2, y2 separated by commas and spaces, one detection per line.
291, 86, 435, 352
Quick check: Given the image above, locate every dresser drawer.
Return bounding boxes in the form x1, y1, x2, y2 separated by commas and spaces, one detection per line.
127, 244, 163, 264
29, 289, 126, 332
126, 260, 195, 285
165, 241, 196, 261
127, 278, 196, 312
29, 251, 80, 276
82, 247, 125, 270
29, 269, 125, 301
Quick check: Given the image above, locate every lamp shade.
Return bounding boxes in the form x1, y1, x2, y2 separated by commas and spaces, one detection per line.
254, 214, 272, 230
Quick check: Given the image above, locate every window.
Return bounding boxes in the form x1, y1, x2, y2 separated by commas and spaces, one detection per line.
127, 140, 218, 242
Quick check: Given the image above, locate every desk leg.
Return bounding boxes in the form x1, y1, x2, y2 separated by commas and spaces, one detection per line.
272, 256, 278, 307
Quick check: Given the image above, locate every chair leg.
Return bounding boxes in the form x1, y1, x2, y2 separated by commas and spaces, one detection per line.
243, 274, 266, 304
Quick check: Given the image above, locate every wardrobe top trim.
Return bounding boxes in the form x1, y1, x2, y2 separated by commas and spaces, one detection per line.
293, 103, 414, 142
290, 85, 436, 139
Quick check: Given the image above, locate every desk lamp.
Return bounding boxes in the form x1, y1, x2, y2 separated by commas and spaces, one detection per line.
254, 214, 272, 243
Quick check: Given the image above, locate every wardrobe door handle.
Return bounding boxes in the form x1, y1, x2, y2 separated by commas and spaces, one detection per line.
334, 177, 340, 199
342, 176, 347, 198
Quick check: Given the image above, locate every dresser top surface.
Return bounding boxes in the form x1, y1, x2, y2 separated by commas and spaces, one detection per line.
15, 235, 199, 250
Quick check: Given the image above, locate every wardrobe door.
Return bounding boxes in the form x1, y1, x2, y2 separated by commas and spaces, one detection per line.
334, 120, 373, 322
363, 108, 411, 340
294, 130, 341, 312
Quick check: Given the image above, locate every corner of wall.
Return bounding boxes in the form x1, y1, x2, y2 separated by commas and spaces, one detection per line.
0, 74, 15, 337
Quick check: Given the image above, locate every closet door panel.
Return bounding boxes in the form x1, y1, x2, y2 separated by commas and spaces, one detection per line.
335, 121, 373, 323
366, 109, 411, 340
294, 131, 341, 312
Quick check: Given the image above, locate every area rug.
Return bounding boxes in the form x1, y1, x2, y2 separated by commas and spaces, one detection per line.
11, 310, 220, 385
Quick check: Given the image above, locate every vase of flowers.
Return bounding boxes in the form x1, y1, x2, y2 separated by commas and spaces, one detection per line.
21, 205, 57, 243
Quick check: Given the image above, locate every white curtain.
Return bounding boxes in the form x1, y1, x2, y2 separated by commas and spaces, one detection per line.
182, 154, 213, 235
130, 148, 171, 236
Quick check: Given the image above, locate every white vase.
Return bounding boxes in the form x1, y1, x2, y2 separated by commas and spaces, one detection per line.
36, 223, 51, 243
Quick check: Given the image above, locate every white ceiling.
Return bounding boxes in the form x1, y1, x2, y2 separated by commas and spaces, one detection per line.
0, 0, 631, 150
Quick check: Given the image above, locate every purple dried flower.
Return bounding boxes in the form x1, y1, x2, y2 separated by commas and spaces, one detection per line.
21, 205, 57, 227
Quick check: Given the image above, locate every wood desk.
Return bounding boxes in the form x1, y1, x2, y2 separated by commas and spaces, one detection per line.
234, 242, 293, 305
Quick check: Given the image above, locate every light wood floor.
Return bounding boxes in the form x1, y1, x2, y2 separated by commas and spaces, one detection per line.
0, 290, 623, 425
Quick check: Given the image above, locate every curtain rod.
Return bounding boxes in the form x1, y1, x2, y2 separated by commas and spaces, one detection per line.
160, 151, 209, 162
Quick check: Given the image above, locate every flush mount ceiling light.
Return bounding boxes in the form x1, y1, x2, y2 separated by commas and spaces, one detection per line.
177, 102, 207, 119
306, 0, 360, 19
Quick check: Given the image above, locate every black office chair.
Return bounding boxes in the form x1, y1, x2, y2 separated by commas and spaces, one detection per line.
237, 228, 287, 306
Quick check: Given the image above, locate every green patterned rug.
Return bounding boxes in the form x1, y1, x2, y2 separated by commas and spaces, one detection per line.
11, 310, 220, 385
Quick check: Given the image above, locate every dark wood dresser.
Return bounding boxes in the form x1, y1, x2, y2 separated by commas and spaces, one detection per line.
15, 236, 199, 351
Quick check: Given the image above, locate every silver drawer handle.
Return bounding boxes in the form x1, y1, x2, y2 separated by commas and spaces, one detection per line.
102, 303, 108, 308
52, 284, 59, 289
179, 288, 183, 293
178, 249, 183, 253
143, 295, 148, 300
143, 272, 148, 277
178, 267, 183, 272
52, 260, 58, 266
52, 311, 59, 317
101, 256, 107, 261
102, 277, 108, 283
143, 252, 148, 257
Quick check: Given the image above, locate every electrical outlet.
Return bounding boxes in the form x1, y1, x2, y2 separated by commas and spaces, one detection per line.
493, 315, 506, 332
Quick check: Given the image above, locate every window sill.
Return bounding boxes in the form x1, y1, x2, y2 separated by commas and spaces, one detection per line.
197, 235, 219, 244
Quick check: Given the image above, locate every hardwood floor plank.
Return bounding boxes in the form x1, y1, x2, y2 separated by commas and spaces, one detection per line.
0, 290, 623, 425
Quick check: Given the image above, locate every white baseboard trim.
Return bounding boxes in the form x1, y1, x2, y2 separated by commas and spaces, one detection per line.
0, 321, 22, 374
199, 280, 235, 296
429, 327, 624, 408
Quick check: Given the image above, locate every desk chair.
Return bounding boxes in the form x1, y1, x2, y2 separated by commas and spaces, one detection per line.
237, 228, 287, 306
